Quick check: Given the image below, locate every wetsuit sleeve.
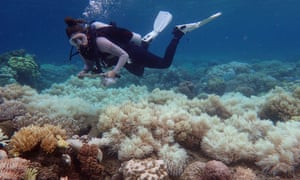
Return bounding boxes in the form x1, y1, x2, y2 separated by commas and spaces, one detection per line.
96, 37, 129, 74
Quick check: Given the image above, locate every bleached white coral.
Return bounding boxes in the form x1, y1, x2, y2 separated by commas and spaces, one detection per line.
117, 127, 160, 161
201, 124, 255, 164
158, 143, 189, 176
254, 121, 300, 176
120, 158, 169, 179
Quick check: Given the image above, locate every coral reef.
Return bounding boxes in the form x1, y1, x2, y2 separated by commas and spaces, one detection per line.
0, 56, 300, 180
119, 158, 169, 179
0, 83, 37, 102
7, 54, 41, 87
77, 144, 105, 179
0, 100, 26, 122
158, 144, 189, 176
0, 128, 9, 147
0, 157, 30, 179
180, 161, 206, 180
8, 124, 67, 156
203, 160, 231, 180
259, 87, 300, 122
232, 166, 256, 180
175, 81, 196, 99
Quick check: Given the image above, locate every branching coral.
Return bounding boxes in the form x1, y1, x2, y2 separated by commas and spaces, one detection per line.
8, 124, 67, 156
0, 100, 26, 121
254, 121, 300, 176
120, 158, 169, 179
77, 144, 105, 179
201, 124, 256, 164
158, 144, 189, 176
0, 83, 37, 102
259, 88, 300, 122
13, 111, 81, 136
0, 157, 30, 179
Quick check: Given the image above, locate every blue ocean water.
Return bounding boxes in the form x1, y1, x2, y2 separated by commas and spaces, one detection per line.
1, 0, 300, 65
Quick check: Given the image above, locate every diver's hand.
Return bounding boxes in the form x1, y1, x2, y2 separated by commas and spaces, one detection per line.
101, 77, 118, 86
100, 71, 121, 86
105, 70, 116, 78
77, 71, 87, 79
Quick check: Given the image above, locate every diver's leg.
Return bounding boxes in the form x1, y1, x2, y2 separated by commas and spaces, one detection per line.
175, 12, 222, 33
124, 29, 183, 70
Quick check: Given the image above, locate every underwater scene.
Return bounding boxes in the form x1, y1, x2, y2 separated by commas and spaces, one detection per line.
1, 0, 300, 179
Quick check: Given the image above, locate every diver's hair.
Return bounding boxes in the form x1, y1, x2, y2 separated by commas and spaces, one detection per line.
64, 17, 87, 38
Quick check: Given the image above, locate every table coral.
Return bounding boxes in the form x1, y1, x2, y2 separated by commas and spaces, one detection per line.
120, 158, 169, 179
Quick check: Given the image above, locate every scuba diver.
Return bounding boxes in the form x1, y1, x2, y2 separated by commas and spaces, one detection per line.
65, 11, 221, 86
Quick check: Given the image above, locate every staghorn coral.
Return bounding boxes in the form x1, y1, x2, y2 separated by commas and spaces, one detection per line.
120, 158, 169, 180
8, 124, 67, 156
203, 160, 231, 180
0, 157, 30, 179
77, 144, 105, 179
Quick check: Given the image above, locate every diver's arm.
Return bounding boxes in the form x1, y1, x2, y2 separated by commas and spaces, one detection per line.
77, 55, 94, 78
96, 37, 129, 77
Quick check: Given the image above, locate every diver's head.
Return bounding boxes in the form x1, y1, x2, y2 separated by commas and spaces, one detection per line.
64, 17, 88, 47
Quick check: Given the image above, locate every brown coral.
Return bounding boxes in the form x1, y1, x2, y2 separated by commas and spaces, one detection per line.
260, 91, 300, 122
13, 111, 81, 136
77, 144, 105, 179
200, 95, 232, 119
0, 83, 37, 101
0, 157, 30, 179
203, 160, 231, 180
0, 101, 26, 121
180, 161, 206, 180
8, 124, 67, 156
232, 166, 256, 180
